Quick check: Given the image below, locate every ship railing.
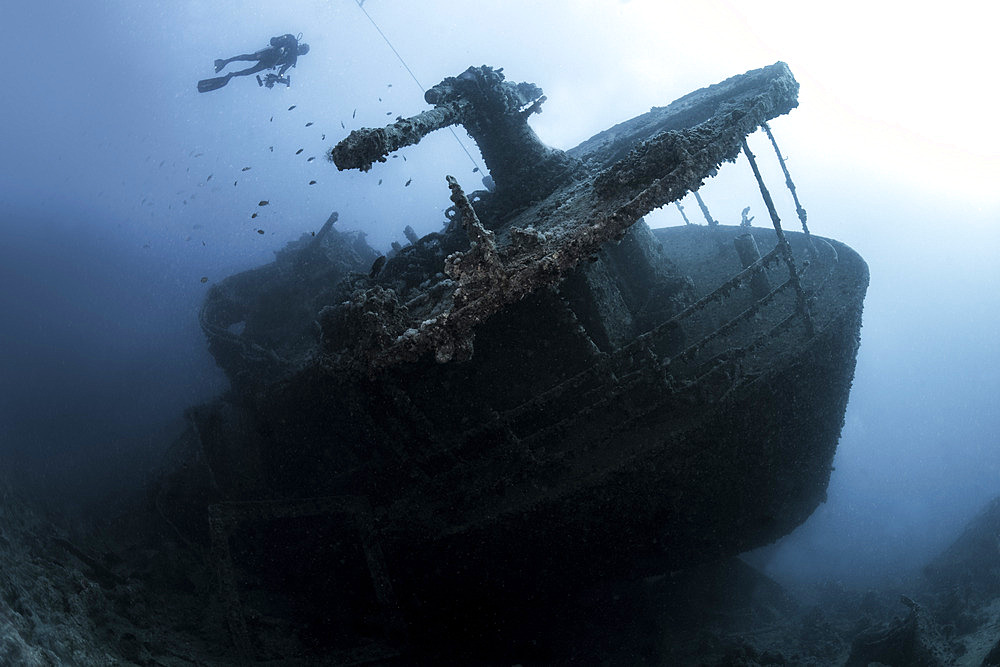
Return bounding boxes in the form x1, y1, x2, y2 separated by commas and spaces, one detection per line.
498, 124, 837, 445
498, 231, 837, 447
500, 231, 836, 440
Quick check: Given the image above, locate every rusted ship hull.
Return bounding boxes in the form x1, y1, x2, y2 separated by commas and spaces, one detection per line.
379, 226, 866, 623
188, 224, 867, 655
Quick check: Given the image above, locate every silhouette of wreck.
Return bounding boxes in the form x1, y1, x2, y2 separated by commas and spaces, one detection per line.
160, 62, 869, 660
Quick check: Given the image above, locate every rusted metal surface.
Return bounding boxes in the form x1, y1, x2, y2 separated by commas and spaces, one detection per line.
322, 62, 800, 373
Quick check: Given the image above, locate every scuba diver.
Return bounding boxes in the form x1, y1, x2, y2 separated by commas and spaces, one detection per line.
197, 34, 309, 93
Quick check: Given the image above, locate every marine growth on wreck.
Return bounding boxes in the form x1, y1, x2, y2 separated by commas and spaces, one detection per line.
169, 61, 869, 660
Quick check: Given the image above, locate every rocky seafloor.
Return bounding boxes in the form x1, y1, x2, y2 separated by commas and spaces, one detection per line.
2, 467, 999, 666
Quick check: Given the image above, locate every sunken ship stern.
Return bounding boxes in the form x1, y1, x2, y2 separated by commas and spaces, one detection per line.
179, 222, 867, 654
364, 225, 868, 638
157, 62, 869, 658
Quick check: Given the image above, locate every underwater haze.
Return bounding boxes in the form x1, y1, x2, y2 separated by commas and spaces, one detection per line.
2, 0, 998, 595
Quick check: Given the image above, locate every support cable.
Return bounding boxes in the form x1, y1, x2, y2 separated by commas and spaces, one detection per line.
761, 122, 811, 239
741, 136, 814, 337
352, 1, 482, 173
693, 190, 718, 226
674, 201, 692, 225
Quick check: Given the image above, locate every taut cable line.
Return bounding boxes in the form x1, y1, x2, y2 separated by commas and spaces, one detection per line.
351, 1, 482, 173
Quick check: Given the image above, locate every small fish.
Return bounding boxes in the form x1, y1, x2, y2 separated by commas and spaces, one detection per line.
159, 160, 165, 167
387, 83, 392, 87
252, 212, 258, 219
402, 156, 406, 162
352, 108, 356, 118
257, 229, 265, 234
321, 133, 326, 140
194, 152, 203, 158
206, 174, 213, 182
404, 178, 412, 187
241, 166, 251, 171
305, 122, 313, 127
270, 116, 273, 122
392, 155, 398, 159
234, 180, 237, 186
369, 255, 386, 278
200, 276, 208, 283
307, 157, 315, 162
341, 121, 345, 128
288, 105, 296, 111
386, 111, 392, 115
473, 167, 479, 173
269, 146, 274, 152
295, 148, 303, 155
258, 200, 269, 206
309, 180, 316, 185
378, 97, 382, 102
378, 179, 382, 185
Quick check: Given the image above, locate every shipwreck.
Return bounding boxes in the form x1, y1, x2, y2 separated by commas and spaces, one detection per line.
159, 62, 869, 661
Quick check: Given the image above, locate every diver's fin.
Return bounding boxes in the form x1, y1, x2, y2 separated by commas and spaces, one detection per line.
197, 74, 231, 93
214, 59, 227, 73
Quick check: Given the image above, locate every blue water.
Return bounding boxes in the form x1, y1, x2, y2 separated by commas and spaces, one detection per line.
2, 0, 998, 593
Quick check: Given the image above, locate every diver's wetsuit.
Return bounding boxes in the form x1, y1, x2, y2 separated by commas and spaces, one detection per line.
198, 34, 309, 93
215, 34, 304, 79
